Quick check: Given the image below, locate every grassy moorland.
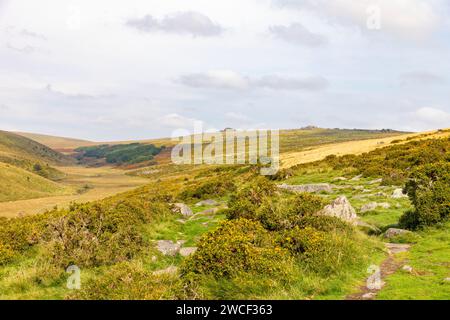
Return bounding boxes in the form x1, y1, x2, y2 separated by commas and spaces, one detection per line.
0, 128, 448, 300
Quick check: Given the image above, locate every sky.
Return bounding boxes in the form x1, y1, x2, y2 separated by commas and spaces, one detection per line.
0, 0, 449, 141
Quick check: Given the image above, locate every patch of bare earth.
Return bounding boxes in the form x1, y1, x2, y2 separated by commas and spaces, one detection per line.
346, 243, 411, 300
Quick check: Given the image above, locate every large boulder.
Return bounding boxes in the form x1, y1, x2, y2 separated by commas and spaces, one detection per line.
156, 240, 185, 256
383, 228, 413, 240
278, 183, 333, 193
319, 196, 358, 224
172, 203, 193, 217
392, 188, 408, 199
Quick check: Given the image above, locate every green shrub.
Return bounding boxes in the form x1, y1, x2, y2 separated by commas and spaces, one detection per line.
0, 243, 15, 265
179, 177, 236, 200
69, 262, 179, 300
257, 193, 325, 231
400, 162, 450, 229
277, 226, 363, 276
225, 177, 277, 220
181, 219, 292, 278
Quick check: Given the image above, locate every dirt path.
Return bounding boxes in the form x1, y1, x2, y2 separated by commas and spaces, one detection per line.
0, 166, 150, 218
346, 243, 412, 300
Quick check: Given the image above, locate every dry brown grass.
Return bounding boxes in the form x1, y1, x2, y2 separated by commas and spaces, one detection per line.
280, 129, 450, 169
0, 166, 149, 218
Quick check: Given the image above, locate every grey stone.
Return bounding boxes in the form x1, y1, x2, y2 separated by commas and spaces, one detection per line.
172, 203, 193, 217
369, 178, 383, 185
278, 183, 333, 193
384, 228, 412, 239
402, 265, 413, 273
319, 196, 358, 224
392, 188, 408, 199
153, 266, 178, 276
333, 177, 347, 182
156, 240, 184, 256
362, 292, 377, 300
351, 174, 363, 181
385, 243, 411, 254
179, 247, 198, 257
360, 202, 378, 213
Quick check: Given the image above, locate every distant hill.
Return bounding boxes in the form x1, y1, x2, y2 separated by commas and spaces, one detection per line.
14, 131, 97, 152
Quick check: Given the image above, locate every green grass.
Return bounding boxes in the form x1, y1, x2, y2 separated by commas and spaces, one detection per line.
0, 163, 71, 202
377, 221, 450, 300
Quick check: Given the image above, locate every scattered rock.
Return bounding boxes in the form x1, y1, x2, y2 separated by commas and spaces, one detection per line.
319, 196, 358, 224
176, 219, 186, 224
202, 222, 209, 227
369, 178, 383, 184
360, 202, 378, 213
385, 243, 411, 254
360, 202, 391, 213
444, 278, 450, 282
362, 292, 377, 300
195, 199, 219, 207
392, 188, 408, 199
172, 203, 193, 217
156, 240, 185, 256
278, 183, 333, 193
356, 220, 381, 234
333, 177, 347, 182
179, 247, 198, 257
153, 266, 178, 276
351, 174, 363, 181
353, 186, 364, 190
384, 228, 413, 240
402, 265, 413, 273
151, 256, 157, 262
375, 192, 387, 197
379, 202, 391, 209
189, 208, 219, 220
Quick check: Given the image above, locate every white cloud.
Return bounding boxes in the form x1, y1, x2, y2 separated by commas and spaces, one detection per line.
275, 0, 442, 40
126, 11, 224, 37
269, 23, 327, 47
178, 71, 328, 91
413, 107, 450, 126
178, 70, 250, 90
400, 71, 445, 86
158, 113, 201, 128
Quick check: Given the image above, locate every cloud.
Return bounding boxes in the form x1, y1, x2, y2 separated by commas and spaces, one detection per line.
269, 23, 327, 47
255, 75, 329, 91
400, 71, 445, 86
412, 107, 450, 126
126, 11, 223, 37
5, 42, 37, 54
274, 0, 441, 40
178, 70, 250, 90
178, 70, 328, 91
158, 113, 201, 128
19, 29, 47, 41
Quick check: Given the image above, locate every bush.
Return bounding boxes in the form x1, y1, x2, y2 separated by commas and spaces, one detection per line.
225, 177, 277, 220
257, 193, 325, 231
181, 219, 292, 278
400, 162, 450, 229
179, 177, 236, 200
277, 226, 363, 276
0, 243, 15, 265
69, 262, 179, 300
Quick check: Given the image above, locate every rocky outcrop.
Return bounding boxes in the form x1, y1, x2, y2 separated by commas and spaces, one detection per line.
319, 196, 358, 224
392, 188, 408, 199
383, 228, 412, 239
179, 247, 197, 257
156, 240, 185, 256
278, 183, 333, 193
172, 203, 193, 217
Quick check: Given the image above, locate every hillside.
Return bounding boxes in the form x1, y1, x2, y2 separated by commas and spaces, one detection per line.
14, 132, 96, 153
0, 131, 73, 166
0, 163, 72, 203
